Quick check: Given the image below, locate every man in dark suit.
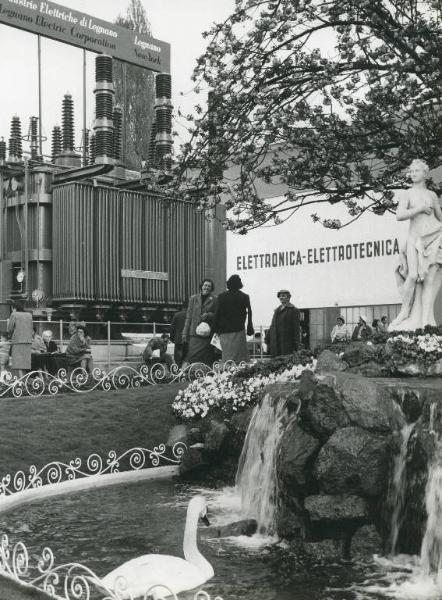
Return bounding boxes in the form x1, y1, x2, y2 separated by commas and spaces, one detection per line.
267, 290, 300, 357
170, 304, 187, 367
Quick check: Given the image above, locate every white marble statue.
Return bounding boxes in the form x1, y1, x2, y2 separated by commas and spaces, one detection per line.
389, 159, 442, 331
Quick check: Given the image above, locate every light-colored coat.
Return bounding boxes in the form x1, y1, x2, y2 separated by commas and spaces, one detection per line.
182, 293, 218, 340
7, 311, 33, 370
7, 311, 33, 344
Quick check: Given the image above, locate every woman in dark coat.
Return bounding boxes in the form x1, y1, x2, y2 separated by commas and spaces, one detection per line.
213, 274, 254, 363
182, 279, 217, 366
267, 290, 300, 358
7, 302, 33, 376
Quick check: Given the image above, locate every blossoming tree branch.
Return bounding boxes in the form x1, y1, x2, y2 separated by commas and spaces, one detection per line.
172, 0, 441, 233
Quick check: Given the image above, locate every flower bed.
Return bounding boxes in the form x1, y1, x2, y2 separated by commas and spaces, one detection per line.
172, 358, 316, 421
385, 332, 442, 374
313, 326, 442, 376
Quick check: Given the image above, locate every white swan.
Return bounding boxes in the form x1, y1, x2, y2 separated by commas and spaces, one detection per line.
101, 495, 214, 599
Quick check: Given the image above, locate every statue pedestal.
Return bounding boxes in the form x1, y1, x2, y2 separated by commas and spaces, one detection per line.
389, 268, 442, 331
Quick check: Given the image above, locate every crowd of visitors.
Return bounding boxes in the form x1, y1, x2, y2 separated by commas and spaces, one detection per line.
0, 301, 97, 379
1, 279, 391, 379
143, 274, 303, 368
331, 314, 389, 343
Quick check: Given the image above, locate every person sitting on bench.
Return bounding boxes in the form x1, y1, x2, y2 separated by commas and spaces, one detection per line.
142, 333, 173, 367
66, 324, 93, 373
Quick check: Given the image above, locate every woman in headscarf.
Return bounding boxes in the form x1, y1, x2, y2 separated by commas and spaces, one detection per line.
213, 274, 254, 363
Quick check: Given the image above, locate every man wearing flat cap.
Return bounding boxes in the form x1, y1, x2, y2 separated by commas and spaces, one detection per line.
266, 290, 301, 357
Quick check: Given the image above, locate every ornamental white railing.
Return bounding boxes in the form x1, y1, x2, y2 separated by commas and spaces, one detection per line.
0, 533, 223, 600
0, 444, 187, 499
0, 359, 249, 399
0, 362, 210, 399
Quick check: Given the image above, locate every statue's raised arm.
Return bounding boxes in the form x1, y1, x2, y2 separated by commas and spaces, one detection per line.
389, 159, 442, 331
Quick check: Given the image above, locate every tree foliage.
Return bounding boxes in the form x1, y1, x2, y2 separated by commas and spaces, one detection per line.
114, 0, 155, 171
174, 0, 442, 232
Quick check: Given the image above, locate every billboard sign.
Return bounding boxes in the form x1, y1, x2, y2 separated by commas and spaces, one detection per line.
227, 200, 409, 324
0, 0, 170, 72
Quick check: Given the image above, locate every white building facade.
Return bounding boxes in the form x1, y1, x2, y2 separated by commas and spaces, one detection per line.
227, 201, 412, 348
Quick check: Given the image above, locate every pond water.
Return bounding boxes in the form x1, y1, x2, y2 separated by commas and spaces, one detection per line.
0, 479, 440, 600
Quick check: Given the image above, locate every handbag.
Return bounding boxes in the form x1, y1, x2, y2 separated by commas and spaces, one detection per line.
195, 322, 211, 337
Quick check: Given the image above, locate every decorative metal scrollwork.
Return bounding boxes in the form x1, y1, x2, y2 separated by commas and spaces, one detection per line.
0, 534, 224, 600
0, 444, 187, 499
0, 359, 245, 400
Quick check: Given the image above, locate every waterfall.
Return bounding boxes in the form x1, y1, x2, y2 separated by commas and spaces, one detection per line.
235, 391, 295, 535
420, 403, 442, 581
388, 423, 414, 555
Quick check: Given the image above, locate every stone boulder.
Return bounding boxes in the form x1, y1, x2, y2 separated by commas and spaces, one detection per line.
226, 406, 254, 455
230, 407, 254, 435
205, 420, 229, 453
335, 373, 399, 432
262, 382, 301, 415
276, 504, 307, 539
298, 369, 318, 403
302, 538, 347, 561
305, 494, 368, 522
314, 426, 389, 496
216, 519, 257, 537
347, 361, 387, 377
350, 525, 383, 559
390, 386, 424, 424
342, 342, 378, 367
179, 446, 208, 478
188, 427, 204, 444
316, 350, 348, 374
305, 494, 369, 543
278, 421, 320, 497
301, 383, 350, 439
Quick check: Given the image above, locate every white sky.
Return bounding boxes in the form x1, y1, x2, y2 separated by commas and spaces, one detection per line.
0, 0, 235, 158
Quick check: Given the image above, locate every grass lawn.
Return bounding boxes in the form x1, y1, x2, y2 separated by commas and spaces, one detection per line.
0, 383, 185, 479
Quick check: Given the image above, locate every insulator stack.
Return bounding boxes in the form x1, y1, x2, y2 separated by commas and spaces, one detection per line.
51, 126, 62, 163
156, 73, 172, 98
148, 120, 157, 166
0, 137, 6, 161
93, 54, 114, 165
95, 55, 113, 83
9, 115, 22, 161
95, 130, 114, 158
89, 134, 96, 164
112, 105, 122, 161
30, 116, 39, 160
154, 74, 173, 170
62, 93, 75, 151
95, 93, 113, 119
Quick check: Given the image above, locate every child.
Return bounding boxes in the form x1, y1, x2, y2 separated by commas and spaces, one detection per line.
0, 332, 11, 382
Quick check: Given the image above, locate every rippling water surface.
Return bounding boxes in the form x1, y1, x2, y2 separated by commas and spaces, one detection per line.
1, 479, 440, 600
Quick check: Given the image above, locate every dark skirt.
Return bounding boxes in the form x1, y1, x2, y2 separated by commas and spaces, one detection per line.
219, 330, 249, 363
185, 335, 215, 366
